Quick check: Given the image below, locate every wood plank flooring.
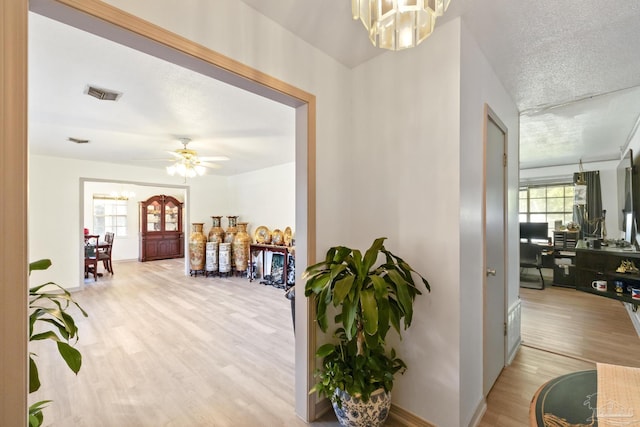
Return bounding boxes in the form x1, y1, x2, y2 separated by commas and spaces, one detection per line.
30, 259, 307, 426
520, 285, 640, 367
479, 285, 640, 426
31, 261, 640, 426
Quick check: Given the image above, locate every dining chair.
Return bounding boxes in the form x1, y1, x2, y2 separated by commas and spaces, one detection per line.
84, 234, 99, 281
98, 231, 115, 274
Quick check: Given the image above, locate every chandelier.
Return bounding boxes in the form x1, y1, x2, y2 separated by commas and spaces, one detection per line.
351, 0, 451, 50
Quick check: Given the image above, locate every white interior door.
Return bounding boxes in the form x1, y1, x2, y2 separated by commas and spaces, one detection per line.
483, 105, 508, 396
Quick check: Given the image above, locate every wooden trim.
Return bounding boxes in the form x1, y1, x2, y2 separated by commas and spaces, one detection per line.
389, 404, 437, 426
0, 0, 29, 424
28, 0, 318, 421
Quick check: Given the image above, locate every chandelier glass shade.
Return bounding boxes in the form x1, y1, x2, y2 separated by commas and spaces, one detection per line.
352, 0, 451, 50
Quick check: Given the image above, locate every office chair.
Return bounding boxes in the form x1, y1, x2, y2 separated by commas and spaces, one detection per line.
520, 242, 545, 289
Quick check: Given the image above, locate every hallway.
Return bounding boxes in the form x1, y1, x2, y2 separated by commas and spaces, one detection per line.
479, 285, 640, 426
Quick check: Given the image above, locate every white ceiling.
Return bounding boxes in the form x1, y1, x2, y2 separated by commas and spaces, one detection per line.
28, 13, 296, 176
29, 1, 640, 174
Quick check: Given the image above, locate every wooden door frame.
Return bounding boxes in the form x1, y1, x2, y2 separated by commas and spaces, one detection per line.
0, 0, 29, 425
2, 0, 317, 422
482, 103, 509, 395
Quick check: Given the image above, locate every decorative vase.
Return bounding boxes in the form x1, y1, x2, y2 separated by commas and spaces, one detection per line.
233, 222, 251, 273
205, 241, 218, 275
225, 215, 238, 269
188, 223, 207, 274
332, 388, 391, 427
208, 216, 225, 244
218, 242, 232, 274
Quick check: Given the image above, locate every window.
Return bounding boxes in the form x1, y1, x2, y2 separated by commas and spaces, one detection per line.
93, 196, 128, 237
519, 183, 575, 237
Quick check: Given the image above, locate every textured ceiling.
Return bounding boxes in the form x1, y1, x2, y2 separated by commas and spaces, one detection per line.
241, 0, 640, 170
28, 1, 640, 174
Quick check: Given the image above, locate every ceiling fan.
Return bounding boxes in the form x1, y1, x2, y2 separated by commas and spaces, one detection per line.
165, 137, 229, 178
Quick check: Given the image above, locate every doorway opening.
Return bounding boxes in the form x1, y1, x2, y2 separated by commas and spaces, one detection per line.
28, 1, 316, 422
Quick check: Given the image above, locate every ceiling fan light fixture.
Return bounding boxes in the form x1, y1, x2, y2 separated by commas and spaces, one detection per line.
351, 0, 450, 50
165, 137, 221, 180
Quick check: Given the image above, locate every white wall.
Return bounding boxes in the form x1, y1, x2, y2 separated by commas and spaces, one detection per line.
227, 162, 295, 238
459, 19, 521, 426
350, 18, 521, 426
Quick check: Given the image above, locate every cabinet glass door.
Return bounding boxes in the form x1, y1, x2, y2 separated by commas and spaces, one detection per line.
147, 201, 162, 232
165, 200, 179, 231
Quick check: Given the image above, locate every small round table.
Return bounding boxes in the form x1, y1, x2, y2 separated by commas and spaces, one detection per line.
529, 369, 597, 426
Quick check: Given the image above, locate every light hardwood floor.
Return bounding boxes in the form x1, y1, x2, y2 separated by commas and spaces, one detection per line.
31, 261, 640, 426
31, 259, 302, 426
479, 285, 640, 426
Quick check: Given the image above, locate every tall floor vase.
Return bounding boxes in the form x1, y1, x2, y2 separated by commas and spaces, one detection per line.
208, 216, 225, 244
189, 223, 207, 276
225, 215, 238, 270
205, 241, 218, 277
233, 222, 251, 274
219, 243, 232, 276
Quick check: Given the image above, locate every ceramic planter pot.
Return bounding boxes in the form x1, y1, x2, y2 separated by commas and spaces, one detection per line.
332, 388, 391, 427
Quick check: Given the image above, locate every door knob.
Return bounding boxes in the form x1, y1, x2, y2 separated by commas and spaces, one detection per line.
486, 268, 496, 276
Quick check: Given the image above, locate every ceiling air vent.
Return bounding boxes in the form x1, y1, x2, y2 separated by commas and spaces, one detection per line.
68, 137, 90, 144
84, 85, 122, 101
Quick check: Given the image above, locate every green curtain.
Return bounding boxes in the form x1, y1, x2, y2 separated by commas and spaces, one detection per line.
573, 170, 602, 238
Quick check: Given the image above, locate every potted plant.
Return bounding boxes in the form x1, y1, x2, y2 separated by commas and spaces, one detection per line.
304, 237, 429, 427
29, 259, 87, 427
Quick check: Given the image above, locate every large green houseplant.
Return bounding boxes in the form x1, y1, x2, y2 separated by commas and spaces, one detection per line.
304, 237, 429, 426
29, 259, 87, 427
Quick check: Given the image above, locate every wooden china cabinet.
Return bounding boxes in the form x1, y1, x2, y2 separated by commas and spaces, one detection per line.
139, 195, 184, 261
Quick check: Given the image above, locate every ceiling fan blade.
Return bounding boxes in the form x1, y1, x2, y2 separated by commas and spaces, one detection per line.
199, 161, 222, 169
199, 156, 230, 162
167, 151, 183, 159
134, 158, 173, 162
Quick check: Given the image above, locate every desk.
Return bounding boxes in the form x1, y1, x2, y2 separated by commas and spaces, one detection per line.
249, 244, 293, 284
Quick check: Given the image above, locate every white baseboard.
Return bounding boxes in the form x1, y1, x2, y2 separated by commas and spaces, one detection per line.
507, 298, 522, 363
467, 398, 487, 427
389, 404, 436, 427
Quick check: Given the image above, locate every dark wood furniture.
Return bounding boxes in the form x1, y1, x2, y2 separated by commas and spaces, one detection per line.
551, 250, 576, 287
249, 243, 293, 285
139, 195, 184, 262
575, 247, 640, 306
98, 231, 114, 274
84, 234, 99, 281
